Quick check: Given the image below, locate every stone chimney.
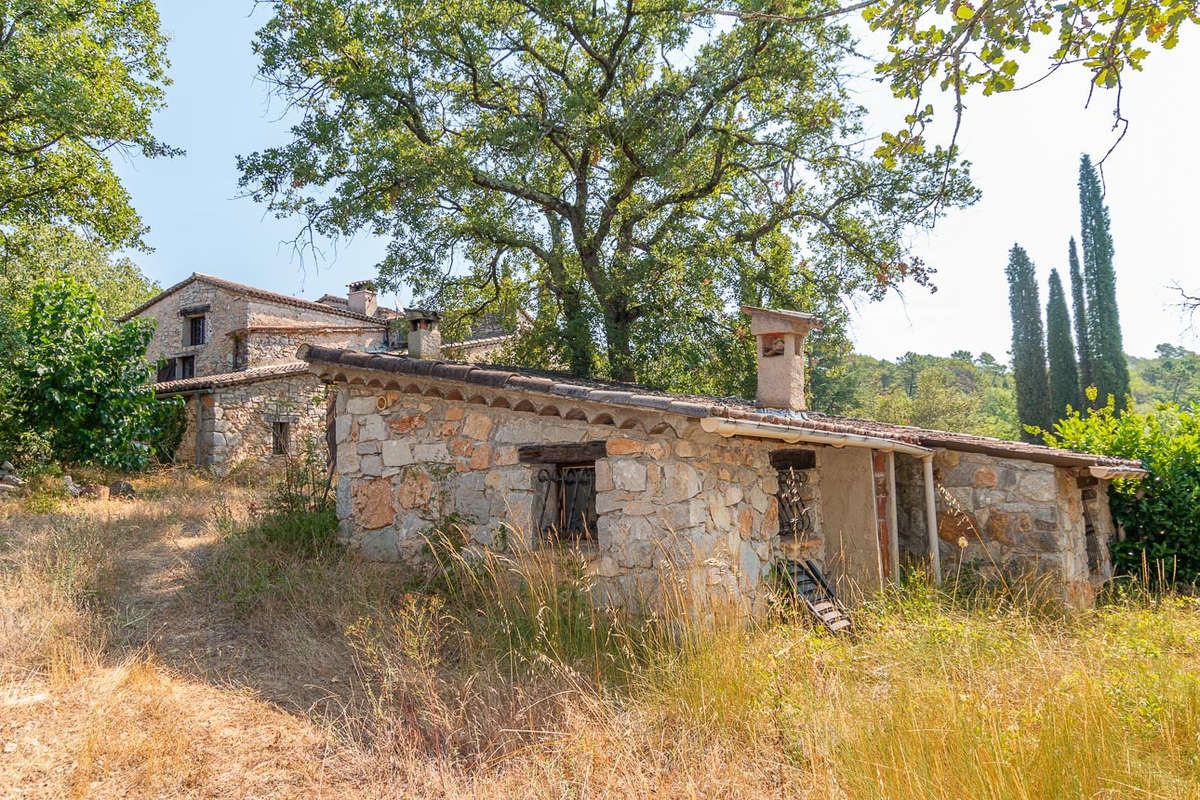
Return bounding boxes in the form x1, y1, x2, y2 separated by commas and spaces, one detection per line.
347, 280, 378, 317
404, 308, 442, 360
740, 305, 824, 411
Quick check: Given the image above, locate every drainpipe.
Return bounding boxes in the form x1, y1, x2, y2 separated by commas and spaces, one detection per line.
922, 454, 942, 583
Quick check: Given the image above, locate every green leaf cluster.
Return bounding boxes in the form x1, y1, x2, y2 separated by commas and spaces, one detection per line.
1044, 395, 1200, 586
864, 0, 1198, 150
0, 275, 165, 469
0, 0, 177, 247
240, 0, 977, 385
1006, 243, 1053, 440
850, 350, 1019, 439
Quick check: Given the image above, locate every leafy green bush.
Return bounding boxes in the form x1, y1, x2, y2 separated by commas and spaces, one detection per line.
146, 396, 187, 464
1044, 392, 1200, 586
245, 436, 338, 556
0, 276, 161, 469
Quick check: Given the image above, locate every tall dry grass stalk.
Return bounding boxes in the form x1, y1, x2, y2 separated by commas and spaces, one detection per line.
3, 473, 1199, 798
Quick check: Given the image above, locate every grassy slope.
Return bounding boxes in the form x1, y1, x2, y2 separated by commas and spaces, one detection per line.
1, 473, 1199, 798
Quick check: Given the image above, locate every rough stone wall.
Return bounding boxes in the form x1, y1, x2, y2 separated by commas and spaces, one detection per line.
139, 283, 391, 379
175, 395, 199, 463
242, 327, 385, 366
193, 374, 328, 472
139, 283, 249, 376
894, 453, 929, 567
1080, 477, 1116, 583
332, 384, 802, 612
247, 299, 374, 328
928, 449, 1092, 604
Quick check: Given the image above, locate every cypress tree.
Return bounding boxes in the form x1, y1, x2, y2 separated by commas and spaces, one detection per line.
1006, 244, 1053, 441
1078, 155, 1131, 407
1066, 237, 1093, 395
1046, 268, 1081, 419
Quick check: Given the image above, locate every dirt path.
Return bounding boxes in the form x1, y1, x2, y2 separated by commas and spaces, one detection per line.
0, 477, 378, 800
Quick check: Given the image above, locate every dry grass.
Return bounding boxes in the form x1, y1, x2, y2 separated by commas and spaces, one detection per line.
1, 470, 1199, 799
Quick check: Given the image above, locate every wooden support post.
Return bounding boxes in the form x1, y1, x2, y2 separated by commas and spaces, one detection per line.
922, 455, 941, 583
885, 451, 900, 585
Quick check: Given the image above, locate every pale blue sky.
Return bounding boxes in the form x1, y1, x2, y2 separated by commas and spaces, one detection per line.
115, 3, 1200, 362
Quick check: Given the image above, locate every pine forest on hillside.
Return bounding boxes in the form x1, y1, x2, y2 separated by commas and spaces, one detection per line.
839, 345, 1200, 441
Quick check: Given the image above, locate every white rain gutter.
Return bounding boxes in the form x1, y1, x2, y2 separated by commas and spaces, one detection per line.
699, 416, 932, 457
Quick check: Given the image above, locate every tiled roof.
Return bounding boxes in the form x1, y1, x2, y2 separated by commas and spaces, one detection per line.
296, 345, 1145, 471
225, 324, 381, 336
153, 362, 311, 395
119, 273, 390, 324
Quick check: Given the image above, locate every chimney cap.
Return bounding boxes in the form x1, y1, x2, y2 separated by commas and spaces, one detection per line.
403, 307, 441, 323
347, 279, 377, 292
740, 305, 824, 335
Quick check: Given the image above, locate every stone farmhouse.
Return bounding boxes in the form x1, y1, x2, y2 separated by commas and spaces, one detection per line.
121, 273, 515, 472
297, 306, 1147, 611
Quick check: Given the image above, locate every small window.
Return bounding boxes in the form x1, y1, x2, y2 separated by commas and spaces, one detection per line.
186, 315, 207, 346
232, 334, 248, 370
155, 358, 176, 383
519, 441, 605, 546
771, 449, 815, 540
179, 355, 195, 379
536, 464, 597, 544
272, 421, 291, 455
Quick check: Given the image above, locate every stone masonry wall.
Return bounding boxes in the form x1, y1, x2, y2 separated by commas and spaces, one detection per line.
894, 453, 929, 567
189, 375, 328, 472
242, 327, 385, 367
332, 384, 808, 612
247, 299, 374, 328
916, 449, 1093, 605
140, 283, 249, 376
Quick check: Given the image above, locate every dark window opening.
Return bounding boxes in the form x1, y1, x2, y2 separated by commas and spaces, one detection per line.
272, 421, 291, 455
155, 358, 176, 383
771, 449, 815, 540
536, 463, 597, 545
179, 355, 195, 379
232, 335, 248, 371
519, 442, 604, 547
186, 315, 207, 346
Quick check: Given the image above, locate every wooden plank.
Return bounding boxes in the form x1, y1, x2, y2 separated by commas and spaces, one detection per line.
517, 441, 607, 464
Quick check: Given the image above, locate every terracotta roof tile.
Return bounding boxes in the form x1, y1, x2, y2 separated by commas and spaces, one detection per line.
153, 362, 311, 395
120, 273, 391, 325
296, 345, 1144, 471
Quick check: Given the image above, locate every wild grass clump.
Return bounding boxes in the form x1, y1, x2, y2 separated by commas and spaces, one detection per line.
6, 474, 1200, 798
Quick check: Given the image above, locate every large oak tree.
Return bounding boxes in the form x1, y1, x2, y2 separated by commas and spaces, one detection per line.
240, 0, 976, 384
0, 1, 176, 249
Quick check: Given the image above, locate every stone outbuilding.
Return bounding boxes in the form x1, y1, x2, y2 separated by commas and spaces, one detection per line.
298, 306, 1146, 610
123, 273, 518, 472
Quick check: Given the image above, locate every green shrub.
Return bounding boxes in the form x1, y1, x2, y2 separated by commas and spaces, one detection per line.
1044, 392, 1200, 586
236, 436, 338, 557
0, 276, 161, 469
146, 396, 187, 464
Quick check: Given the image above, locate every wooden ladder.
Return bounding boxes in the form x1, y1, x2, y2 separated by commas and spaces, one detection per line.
778, 559, 852, 635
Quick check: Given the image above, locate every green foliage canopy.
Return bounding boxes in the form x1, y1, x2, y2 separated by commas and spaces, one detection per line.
1067, 237, 1092, 394
0, 0, 176, 248
1005, 244, 1052, 440
1046, 267, 1081, 419
0, 275, 162, 468
240, 0, 977, 384
1045, 394, 1200, 586
1078, 154, 1130, 408
848, 351, 1019, 439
